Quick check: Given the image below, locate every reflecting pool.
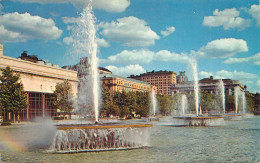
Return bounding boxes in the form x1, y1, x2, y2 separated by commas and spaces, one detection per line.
0, 116, 259, 162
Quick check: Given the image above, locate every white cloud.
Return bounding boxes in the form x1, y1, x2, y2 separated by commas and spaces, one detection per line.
0, 12, 62, 42
63, 36, 109, 47
199, 71, 213, 79
105, 49, 190, 65
106, 64, 146, 77
92, 0, 130, 13
249, 4, 260, 26
62, 16, 79, 24
160, 26, 175, 37
223, 53, 260, 65
11, 0, 130, 13
99, 16, 160, 47
203, 8, 251, 30
96, 38, 109, 47
63, 36, 74, 45
107, 49, 154, 64
155, 50, 190, 63
195, 38, 248, 59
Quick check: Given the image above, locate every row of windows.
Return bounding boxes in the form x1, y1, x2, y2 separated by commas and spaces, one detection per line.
142, 76, 175, 79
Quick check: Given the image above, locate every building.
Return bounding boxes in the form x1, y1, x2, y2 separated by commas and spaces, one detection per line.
129, 70, 177, 95
171, 76, 245, 96
254, 93, 260, 115
176, 71, 188, 84
63, 57, 111, 79
0, 45, 78, 120
101, 74, 156, 93
63, 57, 156, 94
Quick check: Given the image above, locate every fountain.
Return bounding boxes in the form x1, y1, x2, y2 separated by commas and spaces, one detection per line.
150, 89, 157, 116
218, 79, 225, 114
234, 86, 240, 114
173, 57, 224, 126
50, 1, 152, 153
181, 94, 188, 115
190, 57, 199, 117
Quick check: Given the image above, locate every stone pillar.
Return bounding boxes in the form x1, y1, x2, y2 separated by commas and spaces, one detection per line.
0, 44, 3, 56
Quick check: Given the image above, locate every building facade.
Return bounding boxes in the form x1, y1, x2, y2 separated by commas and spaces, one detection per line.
171, 76, 245, 96
129, 70, 177, 95
101, 74, 156, 93
63, 57, 112, 79
0, 45, 78, 120
176, 71, 188, 84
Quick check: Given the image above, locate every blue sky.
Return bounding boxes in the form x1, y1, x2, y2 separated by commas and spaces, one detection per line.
0, 0, 259, 93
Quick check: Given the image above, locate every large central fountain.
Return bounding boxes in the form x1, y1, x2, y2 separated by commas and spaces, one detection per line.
50, 1, 152, 153
173, 57, 224, 126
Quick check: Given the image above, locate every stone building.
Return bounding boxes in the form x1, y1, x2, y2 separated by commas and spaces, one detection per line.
0, 45, 78, 120
171, 76, 245, 96
101, 74, 156, 93
176, 71, 188, 84
129, 70, 177, 95
63, 57, 112, 79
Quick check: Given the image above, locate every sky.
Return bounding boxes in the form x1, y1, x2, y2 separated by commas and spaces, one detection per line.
0, 0, 259, 93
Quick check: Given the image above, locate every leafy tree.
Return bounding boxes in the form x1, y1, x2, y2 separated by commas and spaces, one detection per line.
100, 85, 120, 117
157, 94, 172, 116
246, 96, 255, 113
0, 67, 28, 122
53, 80, 74, 119
225, 95, 235, 112
200, 90, 218, 113
135, 92, 149, 117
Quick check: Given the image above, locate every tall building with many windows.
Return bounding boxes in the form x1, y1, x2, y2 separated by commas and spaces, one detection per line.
129, 70, 177, 95
101, 74, 156, 93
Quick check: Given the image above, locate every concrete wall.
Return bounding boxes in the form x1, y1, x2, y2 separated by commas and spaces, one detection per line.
0, 55, 78, 96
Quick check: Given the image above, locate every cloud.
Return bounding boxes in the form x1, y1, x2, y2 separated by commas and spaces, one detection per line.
223, 53, 260, 65
199, 71, 213, 79
199, 70, 260, 93
195, 38, 248, 59
160, 26, 175, 37
63, 36, 109, 47
0, 12, 62, 42
62, 16, 79, 24
155, 50, 190, 63
99, 16, 160, 47
249, 4, 260, 26
203, 8, 251, 30
106, 49, 154, 64
105, 64, 146, 77
105, 49, 190, 65
92, 0, 130, 13
11, 0, 130, 13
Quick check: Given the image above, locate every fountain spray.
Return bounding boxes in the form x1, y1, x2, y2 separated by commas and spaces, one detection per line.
234, 86, 240, 114
73, 1, 100, 122
218, 79, 225, 114
190, 57, 199, 116
150, 89, 157, 116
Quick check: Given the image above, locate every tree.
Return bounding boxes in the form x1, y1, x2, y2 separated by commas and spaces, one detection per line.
157, 94, 172, 116
200, 91, 218, 113
246, 96, 255, 113
225, 95, 235, 112
53, 80, 74, 119
135, 92, 149, 117
0, 67, 28, 122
